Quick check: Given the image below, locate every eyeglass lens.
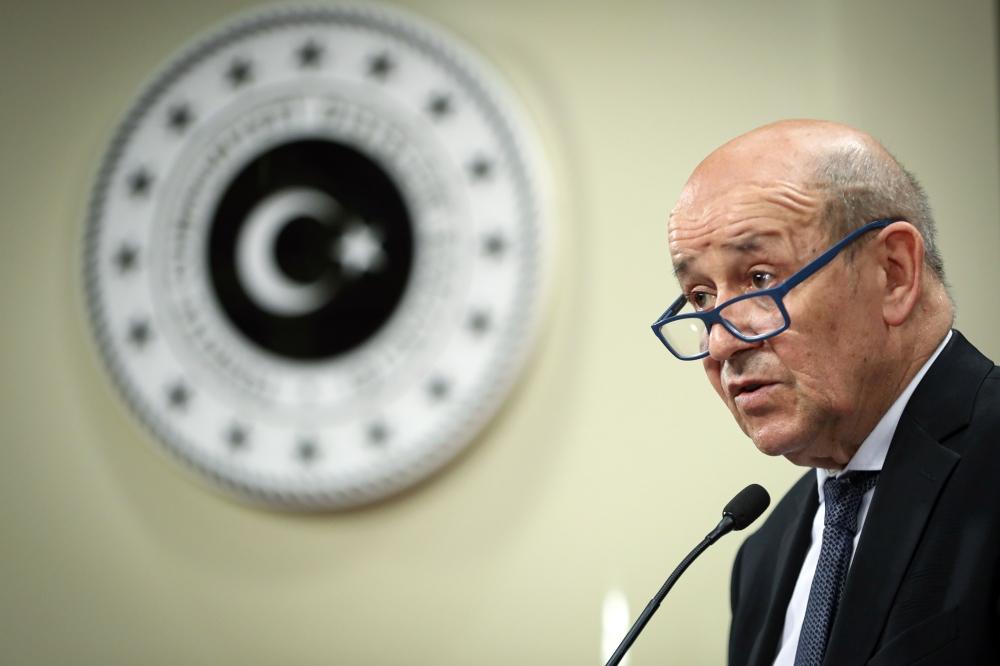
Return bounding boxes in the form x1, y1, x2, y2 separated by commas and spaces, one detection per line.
658, 294, 786, 358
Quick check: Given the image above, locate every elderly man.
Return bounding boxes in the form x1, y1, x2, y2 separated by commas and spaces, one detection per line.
652, 120, 1000, 665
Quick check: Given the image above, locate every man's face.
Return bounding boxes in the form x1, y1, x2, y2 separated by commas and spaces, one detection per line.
668, 180, 888, 468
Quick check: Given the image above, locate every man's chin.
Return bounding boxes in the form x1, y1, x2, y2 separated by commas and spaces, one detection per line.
752, 438, 795, 458
748, 429, 810, 461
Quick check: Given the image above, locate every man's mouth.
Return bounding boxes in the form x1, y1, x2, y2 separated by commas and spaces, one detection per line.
730, 381, 770, 396
729, 381, 779, 410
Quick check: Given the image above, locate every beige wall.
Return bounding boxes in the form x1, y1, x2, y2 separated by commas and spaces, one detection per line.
1, 0, 997, 663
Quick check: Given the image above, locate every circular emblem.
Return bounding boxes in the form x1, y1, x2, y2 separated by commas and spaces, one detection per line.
84, 4, 548, 509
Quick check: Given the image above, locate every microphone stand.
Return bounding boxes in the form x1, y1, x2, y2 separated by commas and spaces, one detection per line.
604, 515, 735, 666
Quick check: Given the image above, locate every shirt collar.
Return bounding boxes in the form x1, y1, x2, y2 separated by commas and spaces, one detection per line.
815, 329, 953, 503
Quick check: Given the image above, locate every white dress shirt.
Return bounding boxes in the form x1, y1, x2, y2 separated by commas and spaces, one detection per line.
772, 330, 952, 665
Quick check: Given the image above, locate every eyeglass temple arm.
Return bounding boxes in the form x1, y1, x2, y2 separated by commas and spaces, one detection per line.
774, 219, 896, 295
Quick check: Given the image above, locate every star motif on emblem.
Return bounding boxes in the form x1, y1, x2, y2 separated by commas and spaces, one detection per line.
427, 93, 453, 119
334, 224, 386, 276
166, 104, 193, 133
468, 157, 494, 181
127, 319, 151, 348
467, 310, 491, 335
297, 40, 324, 68
127, 168, 153, 197
226, 424, 248, 450
167, 382, 190, 410
367, 422, 389, 446
226, 58, 253, 87
296, 439, 319, 463
114, 243, 139, 274
427, 377, 450, 401
367, 52, 395, 79
481, 232, 507, 258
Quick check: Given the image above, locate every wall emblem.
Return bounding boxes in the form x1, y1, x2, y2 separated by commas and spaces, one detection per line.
84, 4, 548, 508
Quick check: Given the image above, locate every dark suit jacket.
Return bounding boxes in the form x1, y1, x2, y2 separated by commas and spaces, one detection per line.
729, 331, 1000, 665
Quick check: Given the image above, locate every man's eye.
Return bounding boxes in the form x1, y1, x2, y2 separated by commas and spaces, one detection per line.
688, 291, 715, 311
750, 271, 775, 290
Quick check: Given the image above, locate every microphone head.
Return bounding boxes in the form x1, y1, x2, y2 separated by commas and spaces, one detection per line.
723, 484, 770, 530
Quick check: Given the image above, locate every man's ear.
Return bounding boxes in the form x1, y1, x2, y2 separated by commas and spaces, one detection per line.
877, 221, 924, 326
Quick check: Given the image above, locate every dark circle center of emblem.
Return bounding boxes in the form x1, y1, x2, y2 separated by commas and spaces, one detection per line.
274, 215, 335, 284
208, 139, 414, 360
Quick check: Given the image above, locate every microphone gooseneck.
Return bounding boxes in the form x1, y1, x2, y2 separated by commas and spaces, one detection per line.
604, 484, 770, 666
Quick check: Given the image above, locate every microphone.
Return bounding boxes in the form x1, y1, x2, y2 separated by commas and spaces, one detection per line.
605, 484, 770, 666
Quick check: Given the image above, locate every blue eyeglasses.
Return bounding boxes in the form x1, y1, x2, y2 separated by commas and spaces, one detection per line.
651, 218, 899, 360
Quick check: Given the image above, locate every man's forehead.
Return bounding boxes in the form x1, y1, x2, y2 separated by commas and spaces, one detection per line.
670, 227, 788, 277
672, 179, 821, 233
670, 180, 822, 223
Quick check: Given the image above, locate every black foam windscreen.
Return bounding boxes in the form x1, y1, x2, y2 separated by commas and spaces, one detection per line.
723, 484, 771, 530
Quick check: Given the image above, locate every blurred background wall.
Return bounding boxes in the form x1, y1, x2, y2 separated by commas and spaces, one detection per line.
1, 0, 997, 663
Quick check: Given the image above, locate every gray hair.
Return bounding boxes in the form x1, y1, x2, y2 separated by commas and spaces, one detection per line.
812, 145, 946, 283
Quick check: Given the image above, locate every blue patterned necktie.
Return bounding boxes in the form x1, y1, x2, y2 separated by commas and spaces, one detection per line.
794, 470, 879, 666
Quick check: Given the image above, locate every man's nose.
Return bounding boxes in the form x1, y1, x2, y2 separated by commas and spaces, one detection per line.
706, 320, 760, 362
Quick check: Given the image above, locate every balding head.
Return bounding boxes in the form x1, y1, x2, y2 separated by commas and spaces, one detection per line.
681, 120, 872, 191
673, 119, 946, 282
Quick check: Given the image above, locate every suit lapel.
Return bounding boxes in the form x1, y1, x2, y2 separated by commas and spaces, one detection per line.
821, 411, 960, 664
749, 480, 818, 666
